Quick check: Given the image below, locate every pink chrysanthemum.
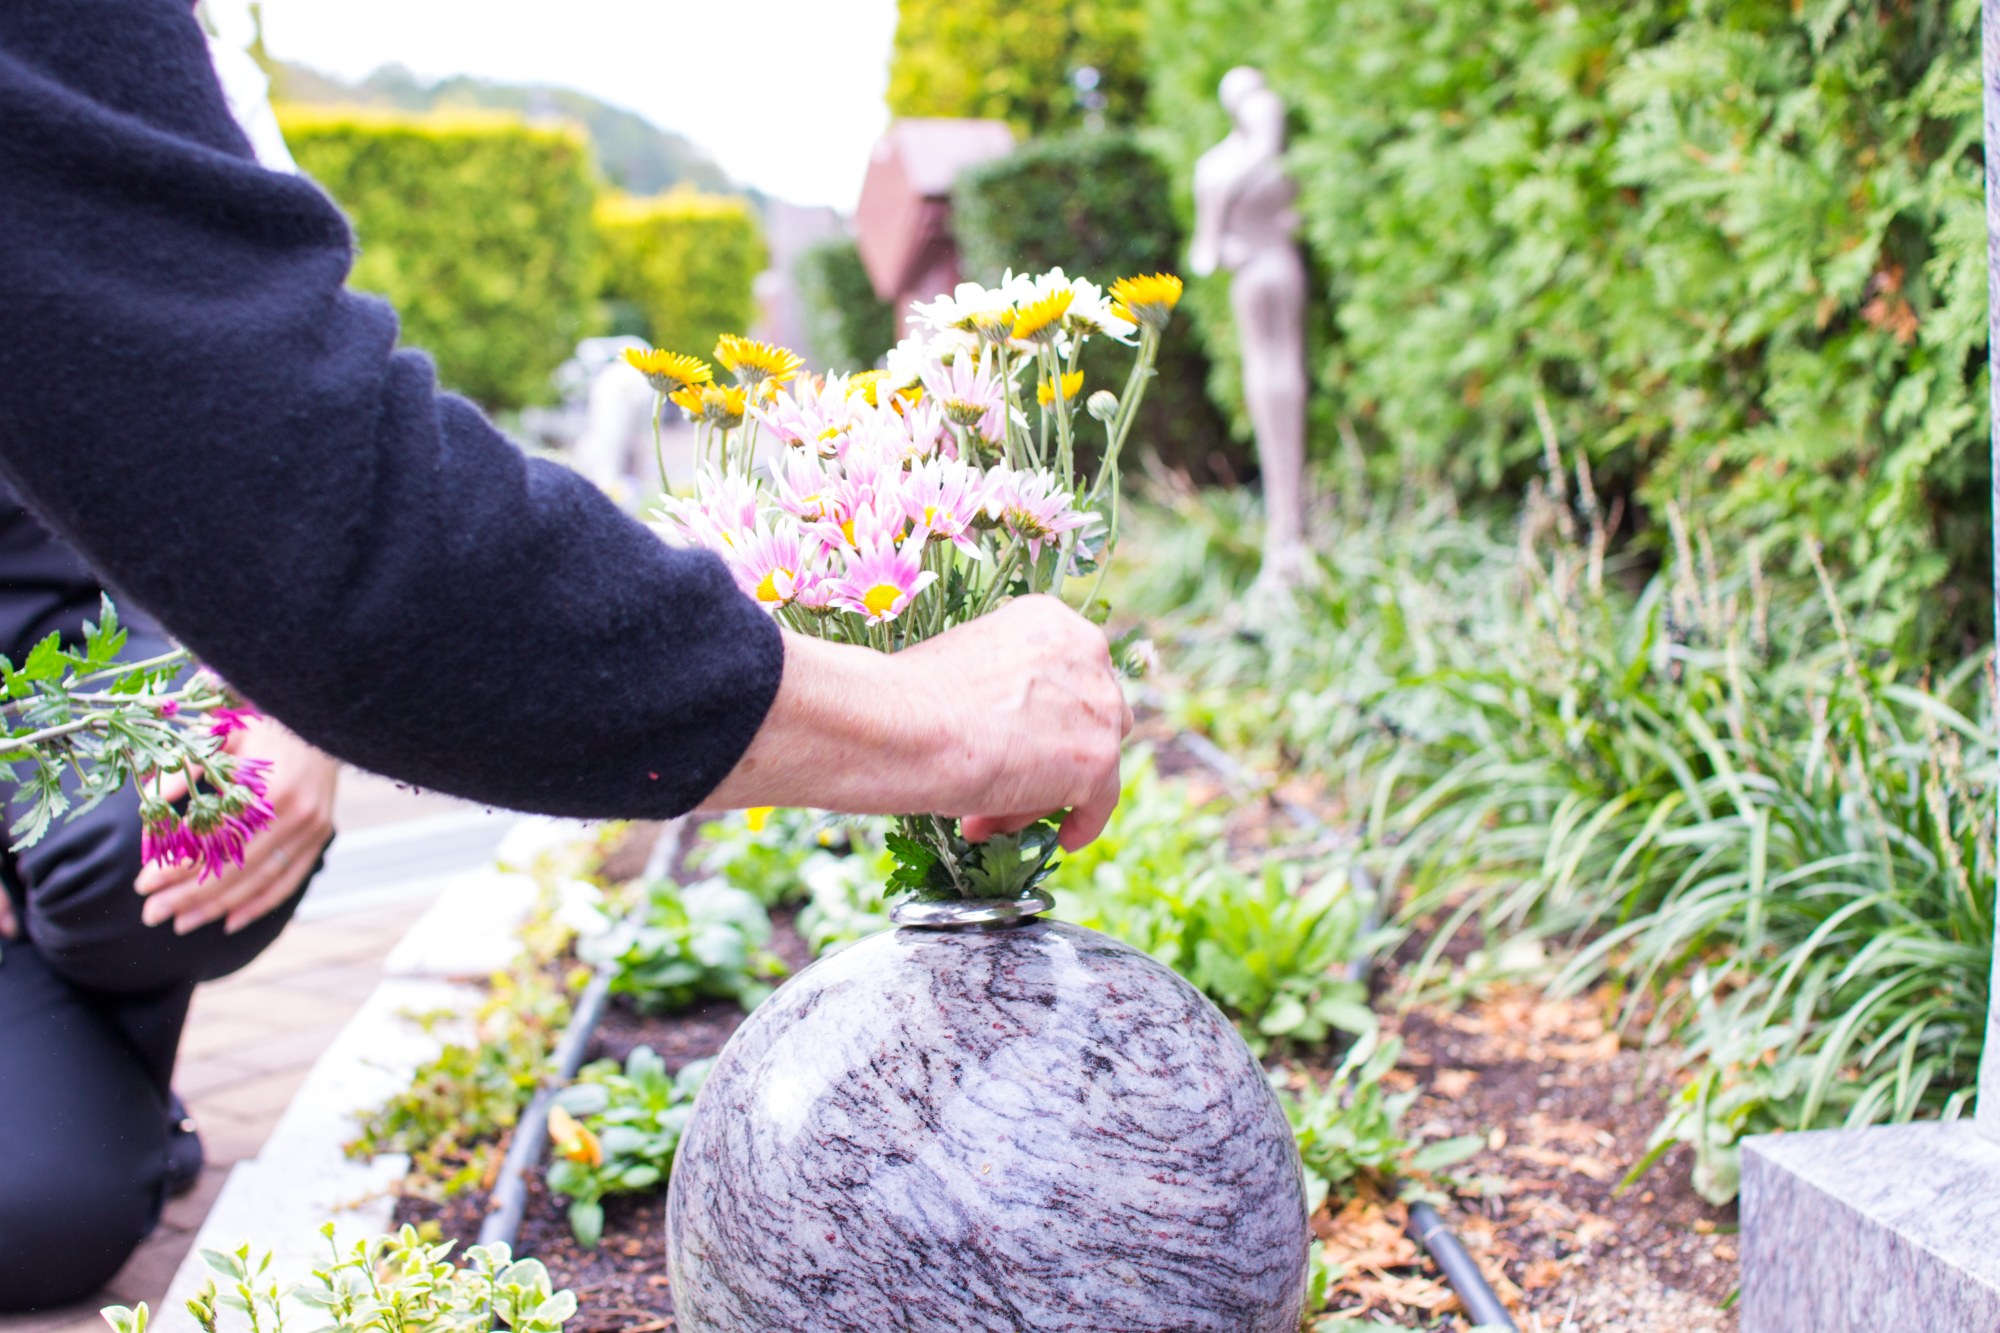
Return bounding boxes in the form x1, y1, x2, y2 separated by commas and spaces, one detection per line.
987, 468, 1101, 559
753, 376, 861, 458
898, 397, 953, 462
726, 525, 815, 611
805, 472, 908, 554
917, 352, 1006, 443
900, 460, 989, 558
829, 536, 936, 624
770, 450, 844, 525
655, 468, 759, 554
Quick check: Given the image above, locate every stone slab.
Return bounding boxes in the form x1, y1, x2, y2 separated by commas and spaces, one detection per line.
1740, 1120, 2000, 1332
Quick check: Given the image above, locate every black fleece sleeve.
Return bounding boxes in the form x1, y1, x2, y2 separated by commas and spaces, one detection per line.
0, 0, 784, 819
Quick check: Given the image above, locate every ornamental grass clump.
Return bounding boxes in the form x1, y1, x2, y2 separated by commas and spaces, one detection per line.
624, 267, 1182, 902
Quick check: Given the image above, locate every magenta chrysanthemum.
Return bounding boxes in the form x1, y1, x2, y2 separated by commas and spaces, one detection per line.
207, 705, 257, 737
141, 758, 277, 882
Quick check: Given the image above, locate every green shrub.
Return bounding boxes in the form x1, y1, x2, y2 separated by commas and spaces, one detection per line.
1050, 757, 1383, 1050
1143, 0, 1990, 649
952, 133, 1242, 479
596, 191, 767, 362
279, 107, 602, 411
888, 0, 1149, 136
794, 238, 897, 373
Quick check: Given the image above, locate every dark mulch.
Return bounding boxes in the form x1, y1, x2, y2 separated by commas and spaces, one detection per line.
395, 908, 813, 1333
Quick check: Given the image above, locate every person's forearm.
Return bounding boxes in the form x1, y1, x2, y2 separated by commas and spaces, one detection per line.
703, 633, 956, 814
703, 598, 1131, 851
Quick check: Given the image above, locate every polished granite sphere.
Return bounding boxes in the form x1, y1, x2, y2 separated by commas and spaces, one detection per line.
665, 917, 1310, 1333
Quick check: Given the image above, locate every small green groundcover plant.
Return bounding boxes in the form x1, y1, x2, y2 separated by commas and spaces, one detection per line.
100, 1226, 578, 1333
544, 1047, 713, 1247
586, 878, 787, 1014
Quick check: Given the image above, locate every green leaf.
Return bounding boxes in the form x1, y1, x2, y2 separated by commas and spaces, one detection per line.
1408, 1134, 1486, 1173
568, 1200, 604, 1249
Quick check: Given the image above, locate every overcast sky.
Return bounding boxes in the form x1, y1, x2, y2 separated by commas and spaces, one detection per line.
255, 0, 901, 210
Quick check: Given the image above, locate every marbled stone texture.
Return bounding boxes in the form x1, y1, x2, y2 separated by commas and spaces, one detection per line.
1740, 1121, 2000, 1332
666, 920, 1309, 1333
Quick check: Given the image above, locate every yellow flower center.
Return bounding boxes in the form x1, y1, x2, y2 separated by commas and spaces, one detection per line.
840, 519, 857, 545
862, 583, 902, 618
754, 568, 794, 604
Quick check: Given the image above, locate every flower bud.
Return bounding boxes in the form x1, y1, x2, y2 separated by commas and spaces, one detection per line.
1086, 390, 1120, 422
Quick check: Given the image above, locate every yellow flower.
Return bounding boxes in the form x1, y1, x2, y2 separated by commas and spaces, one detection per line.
624, 348, 713, 396
966, 309, 1017, 344
547, 1105, 602, 1168
670, 383, 749, 430
1009, 289, 1073, 343
745, 806, 774, 832
1108, 273, 1184, 331
714, 334, 803, 388
845, 370, 889, 406
1037, 371, 1086, 407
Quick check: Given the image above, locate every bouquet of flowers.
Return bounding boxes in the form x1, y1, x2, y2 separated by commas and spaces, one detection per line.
625, 267, 1181, 902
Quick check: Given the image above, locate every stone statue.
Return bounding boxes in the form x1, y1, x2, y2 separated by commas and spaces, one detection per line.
1189, 67, 1310, 595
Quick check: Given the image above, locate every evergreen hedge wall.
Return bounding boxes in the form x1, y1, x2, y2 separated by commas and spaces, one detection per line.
595, 192, 767, 367
889, 0, 1149, 136
952, 132, 1241, 479
279, 107, 602, 410
1145, 0, 1990, 643
794, 237, 897, 373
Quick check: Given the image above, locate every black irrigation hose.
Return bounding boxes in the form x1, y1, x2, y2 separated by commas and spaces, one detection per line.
1407, 1201, 1518, 1331
478, 817, 687, 1247
1162, 711, 1518, 1331
478, 972, 614, 1246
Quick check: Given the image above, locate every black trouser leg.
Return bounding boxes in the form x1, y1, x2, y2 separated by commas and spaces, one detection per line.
0, 719, 314, 1311
0, 935, 172, 1311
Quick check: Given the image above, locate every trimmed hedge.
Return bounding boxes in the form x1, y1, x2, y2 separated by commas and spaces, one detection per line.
794, 237, 897, 373
596, 192, 766, 366
279, 107, 602, 410
952, 132, 1240, 480
888, 0, 1149, 136
1145, 0, 1990, 647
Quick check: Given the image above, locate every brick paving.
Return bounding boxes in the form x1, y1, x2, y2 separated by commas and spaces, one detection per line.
0, 771, 474, 1333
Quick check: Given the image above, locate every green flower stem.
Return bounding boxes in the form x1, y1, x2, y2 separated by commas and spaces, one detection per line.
651, 395, 669, 496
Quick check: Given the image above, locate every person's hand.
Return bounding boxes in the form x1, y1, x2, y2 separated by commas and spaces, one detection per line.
134, 717, 340, 934
707, 595, 1132, 851
897, 596, 1134, 850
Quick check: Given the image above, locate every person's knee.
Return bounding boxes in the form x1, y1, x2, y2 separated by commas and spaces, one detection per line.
18, 784, 182, 992
0, 1159, 157, 1311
